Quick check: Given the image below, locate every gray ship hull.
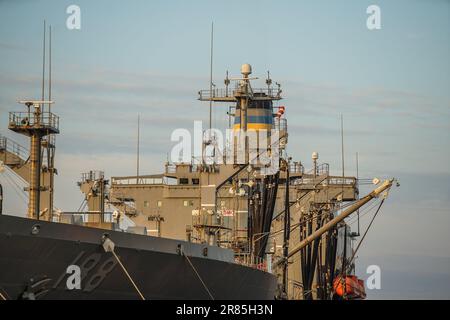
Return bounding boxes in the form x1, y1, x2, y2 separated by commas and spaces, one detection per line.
0, 215, 277, 300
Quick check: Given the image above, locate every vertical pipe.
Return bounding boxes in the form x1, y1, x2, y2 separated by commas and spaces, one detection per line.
356, 152, 360, 235
0, 184, 3, 215
41, 20, 46, 103
209, 22, 214, 132
300, 219, 307, 296
240, 96, 248, 163
306, 218, 312, 274
307, 216, 322, 300
341, 114, 345, 178
282, 163, 290, 297
100, 175, 105, 223
330, 231, 338, 289
136, 114, 140, 184
247, 178, 253, 256
48, 25, 52, 112
29, 133, 42, 219
48, 24, 54, 220
342, 226, 348, 299
313, 158, 317, 178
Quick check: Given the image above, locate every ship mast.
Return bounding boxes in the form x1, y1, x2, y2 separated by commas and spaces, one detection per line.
198, 64, 284, 256
9, 101, 59, 219
198, 64, 282, 163
46, 24, 57, 220
7, 22, 59, 220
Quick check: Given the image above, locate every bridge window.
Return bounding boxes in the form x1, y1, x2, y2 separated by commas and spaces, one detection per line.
144, 201, 149, 208
157, 200, 163, 208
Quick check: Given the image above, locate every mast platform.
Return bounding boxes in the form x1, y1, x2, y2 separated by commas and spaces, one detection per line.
9, 111, 59, 135
198, 87, 282, 102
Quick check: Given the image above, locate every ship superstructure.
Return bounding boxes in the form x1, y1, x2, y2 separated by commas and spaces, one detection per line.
72, 64, 393, 299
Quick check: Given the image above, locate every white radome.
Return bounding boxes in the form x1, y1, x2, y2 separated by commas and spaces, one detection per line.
241, 63, 252, 76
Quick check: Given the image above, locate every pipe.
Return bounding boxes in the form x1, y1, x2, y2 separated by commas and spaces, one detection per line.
0, 183, 3, 214
281, 164, 290, 296
29, 133, 42, 219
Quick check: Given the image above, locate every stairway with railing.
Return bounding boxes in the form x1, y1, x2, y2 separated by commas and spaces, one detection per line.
108, 190, 139, 217
0, 135, 29, 168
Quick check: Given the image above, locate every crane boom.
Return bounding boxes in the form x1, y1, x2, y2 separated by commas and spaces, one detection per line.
274, 179, 394, 267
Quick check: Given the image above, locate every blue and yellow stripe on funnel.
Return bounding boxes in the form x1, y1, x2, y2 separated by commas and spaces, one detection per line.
233, 115, 273, 131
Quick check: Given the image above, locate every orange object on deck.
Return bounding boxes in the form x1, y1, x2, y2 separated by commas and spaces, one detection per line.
333, 275, 366, 300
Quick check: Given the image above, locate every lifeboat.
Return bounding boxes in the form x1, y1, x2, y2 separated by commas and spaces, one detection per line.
333, 275, 366, 300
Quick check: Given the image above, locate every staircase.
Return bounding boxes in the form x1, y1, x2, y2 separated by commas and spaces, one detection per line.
0, 134, 52, 211
108, 191, 139, 217
0, 135, 28, 170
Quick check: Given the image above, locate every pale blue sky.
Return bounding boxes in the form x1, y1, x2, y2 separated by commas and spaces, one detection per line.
0, 0, 449, 299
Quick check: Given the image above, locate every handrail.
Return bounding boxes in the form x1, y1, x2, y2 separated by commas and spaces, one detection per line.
304, 163, 330, 176
80, 171, 105, 183
234, 253, 269, 272
111, 175, 178, 185
8, 111, 59, 131
199, 87, 282, 100
0, 134, 29, 160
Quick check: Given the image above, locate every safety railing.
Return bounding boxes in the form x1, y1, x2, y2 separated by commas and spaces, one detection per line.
9, 111, 59, 131
289, 163, 304, 174
80, 170, 105, 183
0, 136, 6, 150
273, 117, 288, 131
111, 175, 178, 185
0, 134, 29, 160
327, 177, 357, 186
317, 163, 329, 175
199, 87, 282, 100
165, 163, 200, 174
234, 253, 269, 272
304, 163, 330, 176
55, 211, 114, 224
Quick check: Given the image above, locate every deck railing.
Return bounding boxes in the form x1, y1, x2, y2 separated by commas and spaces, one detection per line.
234, 253, 270, 272
9, 111, 59, 132
199, 87, 282, 100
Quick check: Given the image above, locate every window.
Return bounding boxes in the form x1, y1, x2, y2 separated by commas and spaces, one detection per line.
144, 201, 149, 208
183, 200, 194, 207
179, 178, 189, 185
192, 178, 199, 185
157, 200, 163, 208
220, 200, 226, 207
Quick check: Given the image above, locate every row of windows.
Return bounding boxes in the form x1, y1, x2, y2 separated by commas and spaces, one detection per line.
179, 178, 200, 185
142, 200, 195, 208
237, 100, 273, 110
143, 200, 163, 208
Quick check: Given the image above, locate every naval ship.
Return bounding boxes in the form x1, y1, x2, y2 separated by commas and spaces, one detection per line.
0, 29, 396, 300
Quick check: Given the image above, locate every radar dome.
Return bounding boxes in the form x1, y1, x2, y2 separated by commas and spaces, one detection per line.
241, 64, 252, 76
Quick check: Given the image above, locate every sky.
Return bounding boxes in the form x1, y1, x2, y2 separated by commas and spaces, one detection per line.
0, 0, 449, 299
